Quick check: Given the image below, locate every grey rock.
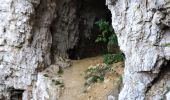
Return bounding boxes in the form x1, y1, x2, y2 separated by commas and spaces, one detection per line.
106, 0, 170, 100
108, 95, 115, 100
0, 0, 56, 99
166, 92, 170, 100
1, 0, 170, 99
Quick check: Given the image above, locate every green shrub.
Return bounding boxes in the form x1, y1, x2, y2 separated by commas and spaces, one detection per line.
95, 19, 124, 65
113, 52, 124, 63
95, 19, 118, 46
103, 53, 124, 65
108, 33, 118, 46
103, 54, 115, 65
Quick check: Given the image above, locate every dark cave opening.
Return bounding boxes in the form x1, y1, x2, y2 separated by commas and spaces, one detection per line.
51, 0, 112, 60
10, 89, 24, 100
68, 0, 112, 60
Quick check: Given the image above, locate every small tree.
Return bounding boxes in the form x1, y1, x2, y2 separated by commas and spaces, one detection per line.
95, 19, 118, 47
95, 19, 124, 65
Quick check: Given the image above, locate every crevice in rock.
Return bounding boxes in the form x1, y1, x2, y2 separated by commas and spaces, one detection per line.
146, 60, 170, 99
10, 89, 24, 100
30, 0, 57, 68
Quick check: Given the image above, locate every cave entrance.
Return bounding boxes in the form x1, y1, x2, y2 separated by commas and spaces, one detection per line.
10, 89, 24, 100
67, 0, 112, 60
51, 0, 112, 60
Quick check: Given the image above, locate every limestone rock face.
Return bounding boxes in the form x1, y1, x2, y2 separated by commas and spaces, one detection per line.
0, 0, 110, 99
32, 64, 61, 100
107, 0, 170, 100
0, 0, 57, 99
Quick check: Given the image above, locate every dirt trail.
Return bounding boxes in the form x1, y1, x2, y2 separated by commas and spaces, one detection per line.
60, 56, 123, 100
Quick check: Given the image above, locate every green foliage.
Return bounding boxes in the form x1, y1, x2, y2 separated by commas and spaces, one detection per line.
58, 67, 64, 75
103, 54, 115, 65
95, 19, 117, 46
103, 53, 124, 65
84, 64, 110, 86
95, 19, 113, 32
163, 43, 170, 47
113, 52, 125, 63
108, 33, 118, 46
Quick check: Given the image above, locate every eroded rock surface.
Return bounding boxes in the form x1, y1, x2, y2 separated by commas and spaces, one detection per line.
107, 0, 170, 100
0, 0, 58, 99
32, 64, 62, 100
0, 0, 111, 99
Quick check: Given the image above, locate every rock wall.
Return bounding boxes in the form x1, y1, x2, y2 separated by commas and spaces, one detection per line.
0, 0, 111, 99
107, 0, 170, 100
0, 0, 57, 99
3, 0, 170, 99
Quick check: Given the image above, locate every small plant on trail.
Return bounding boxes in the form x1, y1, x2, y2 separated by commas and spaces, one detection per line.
103, 54, 115, 65
84, 64, 110, 86
103, 52, 124, 65
58, 67, 64, 75
84, 62, 123, 87
112, 52, 124, 63
95, 19, 118, 46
